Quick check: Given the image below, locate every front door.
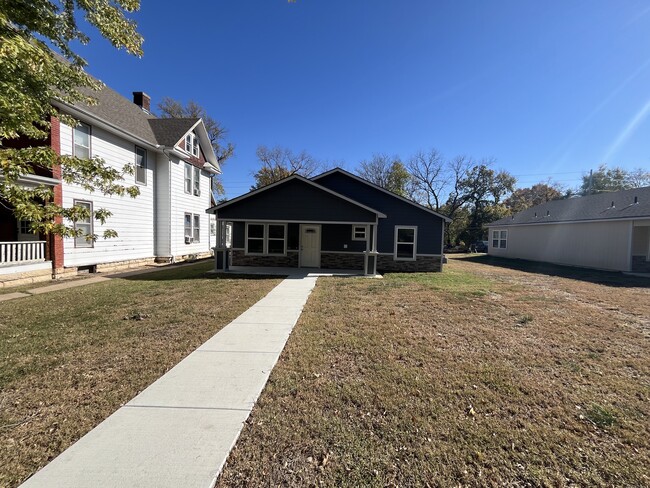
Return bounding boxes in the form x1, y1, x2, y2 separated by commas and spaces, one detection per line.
300, 225, 321, 267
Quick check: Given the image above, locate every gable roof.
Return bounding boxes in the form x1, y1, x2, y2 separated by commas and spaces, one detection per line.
312, 168, 452, 222
490, 186, 650, 226
52, 78, 219, 170
148, 118, 200, 147
207, 174, 387, 218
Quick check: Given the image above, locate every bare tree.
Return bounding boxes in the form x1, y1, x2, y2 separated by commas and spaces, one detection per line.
251, 145, 321, 189
407, 149, 448, 210
357, 154, 411, 197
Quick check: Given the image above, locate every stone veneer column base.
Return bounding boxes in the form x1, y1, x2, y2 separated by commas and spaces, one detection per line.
377, 255, 442, 272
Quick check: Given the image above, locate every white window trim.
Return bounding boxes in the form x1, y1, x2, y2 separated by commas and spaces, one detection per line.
193, 215, 201, 243
73, 199, 94, 248
184, 213, 202, 243
245, 222, 287, 256
135, 146, 147, 185
394, 225, 417, 261
184, 132, 200, 157
352, 225, 367, 241
492, 229, 507, 249
73, 122, 91, 159
184, 163, 202, 196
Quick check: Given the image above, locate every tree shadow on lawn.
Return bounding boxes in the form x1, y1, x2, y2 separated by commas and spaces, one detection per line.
461, 254, 650, 289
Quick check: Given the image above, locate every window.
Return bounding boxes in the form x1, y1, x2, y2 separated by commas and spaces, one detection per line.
394, 226, 416, 260
135, 146, 147, 184
246, 223, 286, 255
18, 220, 35, 236
193, 167, 201, 196
185, 133, 199, 157
184, 163, 201, 196
74, 200, 93, 248
492, 230, 507, 249
184, 213, 192, 237
73, 122, 91, 159
184, 163, 192, 193
193, 215, 200, 242
267, 224, 286, 255
246, 223, 265, 254
352, 225, 367, 241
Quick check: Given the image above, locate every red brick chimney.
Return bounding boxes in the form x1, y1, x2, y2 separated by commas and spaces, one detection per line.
132, 92, 151, 112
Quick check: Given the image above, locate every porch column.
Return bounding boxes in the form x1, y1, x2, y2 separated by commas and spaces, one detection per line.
364, 222, 379, 276
214, 219, 229, 271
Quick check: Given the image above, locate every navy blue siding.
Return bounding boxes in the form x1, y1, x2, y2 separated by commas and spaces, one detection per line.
314, 172, 444, 255
232, 222, 364, 253
216, 178, 377, 223
322, 224, 366, 252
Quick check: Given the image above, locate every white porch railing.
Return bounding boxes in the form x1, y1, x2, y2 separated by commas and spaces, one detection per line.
0, 241, 47, 265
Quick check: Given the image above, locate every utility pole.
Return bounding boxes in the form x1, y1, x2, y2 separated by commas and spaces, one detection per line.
588, 169, 593, 194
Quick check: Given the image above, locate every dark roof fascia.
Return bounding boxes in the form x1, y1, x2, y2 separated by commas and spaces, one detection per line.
312, 168, 452, 222
206, 174, 387, 218
53, 100, 160, 151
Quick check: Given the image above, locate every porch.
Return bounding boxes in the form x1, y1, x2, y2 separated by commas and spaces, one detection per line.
0, 241, 52, 283
213, 220, 380, 276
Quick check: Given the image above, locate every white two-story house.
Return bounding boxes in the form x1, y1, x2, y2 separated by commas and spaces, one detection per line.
0, 82, 221, 283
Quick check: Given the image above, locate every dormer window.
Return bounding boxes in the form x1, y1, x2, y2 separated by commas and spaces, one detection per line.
185, 133, 199, 157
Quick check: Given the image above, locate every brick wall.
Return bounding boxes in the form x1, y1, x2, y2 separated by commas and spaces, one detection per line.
231, 250, 299, 267
320, 252, 364, 270
377, 255, 442, 273
50, 115, 64, 274
631, 256, 650, 273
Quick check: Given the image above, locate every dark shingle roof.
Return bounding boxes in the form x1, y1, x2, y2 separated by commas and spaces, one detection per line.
74, 86, 201, 151
491, 186, 650, 226
148, 118, 199, 147
76, 85, 158, 145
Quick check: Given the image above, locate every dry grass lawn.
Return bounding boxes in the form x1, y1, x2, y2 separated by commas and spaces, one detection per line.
0, 262, 282, 488
218, 256, 649, 487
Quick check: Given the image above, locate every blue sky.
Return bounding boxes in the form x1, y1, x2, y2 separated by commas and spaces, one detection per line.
77, 0, 650, 198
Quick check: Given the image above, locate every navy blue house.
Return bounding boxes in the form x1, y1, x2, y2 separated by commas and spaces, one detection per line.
207, 168, 450, 275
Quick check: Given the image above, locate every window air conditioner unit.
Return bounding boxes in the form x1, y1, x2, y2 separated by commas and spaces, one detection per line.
193, 188, 201, 196
185, 236, 193, 244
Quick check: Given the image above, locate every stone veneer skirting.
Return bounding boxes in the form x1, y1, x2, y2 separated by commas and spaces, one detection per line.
377, 255, 442, 272
231, 250, 299, 267
631, 255, 650, 273
320, 252, 365, 270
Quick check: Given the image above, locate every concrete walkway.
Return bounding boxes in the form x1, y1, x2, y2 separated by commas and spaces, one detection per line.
20, 271, 318, 488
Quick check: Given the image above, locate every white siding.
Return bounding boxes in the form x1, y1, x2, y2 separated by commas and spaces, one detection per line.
169, 160, 214, 257
60, 121, 156, 267
488, 220, 634, 272
154, 153, 171, 257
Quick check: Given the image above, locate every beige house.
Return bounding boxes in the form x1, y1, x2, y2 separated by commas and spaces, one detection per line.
488, 186, 650, 273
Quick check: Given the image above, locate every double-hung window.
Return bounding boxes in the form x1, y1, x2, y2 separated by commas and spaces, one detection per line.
492, 230, 507, 249
135, 146, 147, 184
352, 225, 367, 241
193, 215, 201, 242
185, 133, 199, 157
184, 163, 193, 193
74, 122, 91, 159
394, 226, 417, 260
193, 167, 201, 196
184, 213, 201, 243
246, 223, 286, 255
74, 200, 93, 248
184, 163, 201, 196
